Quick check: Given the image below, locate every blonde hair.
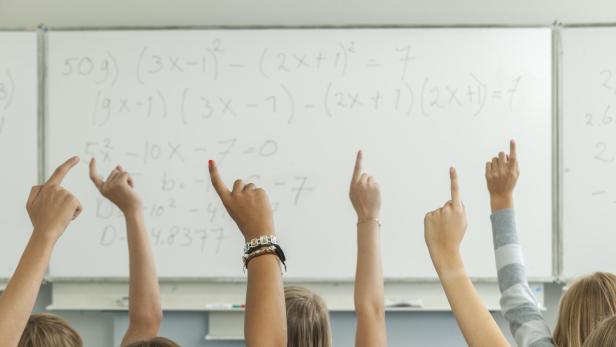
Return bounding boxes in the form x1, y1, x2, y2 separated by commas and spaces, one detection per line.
18, 313, 82, 347
124, 337, 180, 347
553, 272, 616, 347
583, 315, 616, 347
285, 286, 332, 347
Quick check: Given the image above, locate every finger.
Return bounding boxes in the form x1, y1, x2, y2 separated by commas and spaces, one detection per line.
367, 176, 375, 185
352, 150, 363, 183
509, 139, 517, 161
127, 175, 134, 188
243, 183, 256, 191
26, 185, 42, 209
72, 202, 83, 220
232, 179, 245, 193
450, 167, 461, 204
119, 172, 131, 185
360, 173, 369, 183
88, 158, 104, 190
491, 157, 498, 168
46, 156, 80, 185
107, 168, 120, 183
109, 165, 123, 182
485, 162, 491, 177
498, 151, 507, 164
208, 160, 231, 200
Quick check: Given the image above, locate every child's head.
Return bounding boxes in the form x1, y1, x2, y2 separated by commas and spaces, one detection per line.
553, 272, 616, 347
124, 337, 180, 347
18, 313, 82, 347
284, 286, 332, 347
582, 315, 616, 347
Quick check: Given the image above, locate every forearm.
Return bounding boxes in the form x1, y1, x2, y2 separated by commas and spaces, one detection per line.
123, 211, 162, 343
354, 221, 386, 347
354, 221, 385, 312
0, 232, 55, 346
491, 209, 553, 347
490, 193, 513, 213
433, 253, 509, 347
245, 255, 286, 347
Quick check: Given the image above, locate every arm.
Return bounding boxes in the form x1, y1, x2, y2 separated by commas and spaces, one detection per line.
0, 157, 82, 346
349, 151, 387, 347
425, 167, 509, 347
486, 141, 554, 347
209, 160, 286, 347
89, 159, 162, 346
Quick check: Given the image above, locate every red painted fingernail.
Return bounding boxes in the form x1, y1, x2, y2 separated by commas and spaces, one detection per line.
208, 160, 214, 167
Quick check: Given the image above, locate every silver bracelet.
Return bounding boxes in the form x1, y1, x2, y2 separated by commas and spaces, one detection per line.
357, 218, 381, 228
244, 235, 278, 253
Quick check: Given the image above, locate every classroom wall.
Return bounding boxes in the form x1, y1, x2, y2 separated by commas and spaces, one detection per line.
33, 283, 562, 347
1, 0, 616, 27
3, 0, 610, 346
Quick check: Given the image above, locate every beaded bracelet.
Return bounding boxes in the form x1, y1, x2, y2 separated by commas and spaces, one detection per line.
243, 244, 287, 272
244, 235, 278, 253
243, 246, 277, 268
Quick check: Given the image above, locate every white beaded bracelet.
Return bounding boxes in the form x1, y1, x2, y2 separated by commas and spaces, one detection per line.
244, 235, 278, 253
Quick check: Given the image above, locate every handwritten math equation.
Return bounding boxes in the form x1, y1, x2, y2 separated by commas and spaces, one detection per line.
54, 36, 532, 253
0, 69, 15, 137
582, 69, 616, 169
60, 40, 524, 122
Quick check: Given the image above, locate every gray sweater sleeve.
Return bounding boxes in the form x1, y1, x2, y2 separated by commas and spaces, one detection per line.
491, 209, 554, 347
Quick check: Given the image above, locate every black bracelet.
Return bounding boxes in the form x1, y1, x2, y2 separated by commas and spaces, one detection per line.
243, 244, 287, 272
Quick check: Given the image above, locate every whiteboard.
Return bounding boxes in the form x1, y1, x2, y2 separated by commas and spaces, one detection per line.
562, 27, 616, 278
46, 29, 552, 279
0, 32, 38, 279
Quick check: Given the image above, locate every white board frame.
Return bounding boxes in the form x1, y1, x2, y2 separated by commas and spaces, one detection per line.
41, 24, 557, 283
557, 22, 616, 280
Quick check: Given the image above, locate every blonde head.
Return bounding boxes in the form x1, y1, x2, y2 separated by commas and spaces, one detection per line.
553, 272, 616, 347
124, 337, 180, 347
285, 286, 332, 347
582, 315, 616, 347
18, 313, 82, 347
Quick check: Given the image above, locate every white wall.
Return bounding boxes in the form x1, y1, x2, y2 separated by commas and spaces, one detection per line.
2, 0, 604, 345
1, 0, 616, 28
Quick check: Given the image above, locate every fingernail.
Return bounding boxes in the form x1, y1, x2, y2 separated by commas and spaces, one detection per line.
208, 160, 214, 167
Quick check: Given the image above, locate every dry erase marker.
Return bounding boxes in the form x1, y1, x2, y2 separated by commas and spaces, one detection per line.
205, 304, 245, 310
384, 299, 423, 309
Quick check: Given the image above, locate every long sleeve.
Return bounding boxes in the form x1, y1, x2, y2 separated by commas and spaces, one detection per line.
491, 209, 554, 347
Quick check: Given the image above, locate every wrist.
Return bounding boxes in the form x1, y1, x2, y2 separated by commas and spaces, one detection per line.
490, 194, 513, 212
429, 248, 464, 273
357, 213, 380, 221
243, 226, 276, 242
30, 229, 59, 247
122, 207, 143, 220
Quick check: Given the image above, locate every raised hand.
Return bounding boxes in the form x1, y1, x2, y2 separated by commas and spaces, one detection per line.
89, 158, 142, 214
424, 167, 510, 347
424, 167, 468, 262
349, 150, 381, 222
27, 156, 82, 241
208, 160, 275, 241
486, 140, 519, 212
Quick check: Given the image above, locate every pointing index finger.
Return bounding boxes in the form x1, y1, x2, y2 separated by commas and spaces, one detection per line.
352, 150, 363, 183
509, 139, 517, 161
209, 160, 231, 202
47, 156, 80, 186
450, 167, 461, 205
89, 158, 104, 190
